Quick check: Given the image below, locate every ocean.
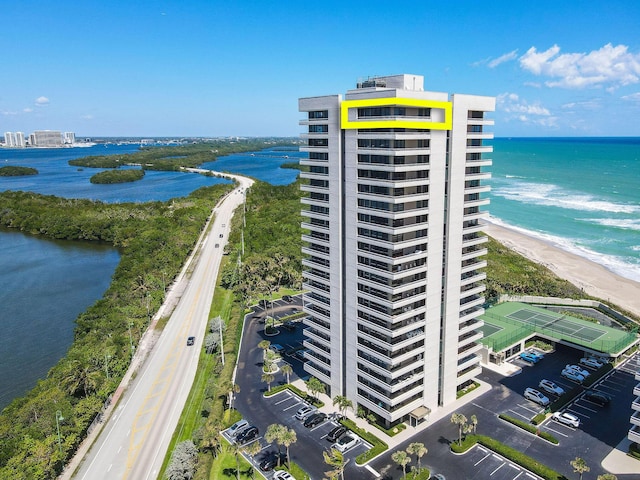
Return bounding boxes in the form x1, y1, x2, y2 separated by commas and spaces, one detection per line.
490, 138, 640, 283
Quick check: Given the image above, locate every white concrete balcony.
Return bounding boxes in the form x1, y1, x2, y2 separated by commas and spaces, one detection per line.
301, 233, 329, 247
459, 330, 483, 348
461, 247, 488, 262
467, 117, 494, 126
460, 284, 487, 299
301, 172, 329, 183
464, 184, 491, 195
457, 365, 482, 384
462, 234, 488, 248
460, 271, 487, 287
299, 146, 329, 153
632, 396, 640, 412
462, 222, 484, 236
466, 132, 494, 140
466, 146, 493, 154
459, 343, 483, 360
303, 339, 331, 359
459, 318, 484, 336
300, 185, 328, 195
629, 425, 640, 444
630, 411, 640, 427
466, 158, 493, 168
465, 172, 492, 182
303, 317, 331, 336
304, 362, 331, 385
461, 260, 487, 275
460, 305, 485, 323
634, 382, 640, 397
463, 210, 489, 223
464, 197, 490, 209
459, 295, 485, 312
304, 328, 331, 347
355, 131, 432, 140
636, 371, 640, 381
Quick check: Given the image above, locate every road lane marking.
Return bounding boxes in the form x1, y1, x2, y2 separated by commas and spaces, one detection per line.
475, 452, 491, 466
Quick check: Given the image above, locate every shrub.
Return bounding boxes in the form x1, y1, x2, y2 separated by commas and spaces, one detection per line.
498, 414, 558, 444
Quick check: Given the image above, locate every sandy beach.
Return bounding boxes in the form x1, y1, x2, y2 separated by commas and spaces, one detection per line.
483, 222, 640, 318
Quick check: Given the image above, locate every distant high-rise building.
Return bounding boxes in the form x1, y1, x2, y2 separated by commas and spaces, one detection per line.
64, 132, 75, 144
32, 130, 63, 147
4, 132, 16, 147
15, 132, 25, 147
298, 74, 495, 427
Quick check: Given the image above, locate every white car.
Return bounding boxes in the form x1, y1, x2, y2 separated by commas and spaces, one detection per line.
579, 357, 604, 369
294, 405, 317, 420
332, 433, 360, 453
561, 368, 585, 383
539, 379, 565, 396
524, 387, 550, 406
566, 364, 590, 378
552, 411, 581, 428
273, 471, 296, 480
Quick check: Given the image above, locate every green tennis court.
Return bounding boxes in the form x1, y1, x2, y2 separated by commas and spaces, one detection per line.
480, 302, 636, 354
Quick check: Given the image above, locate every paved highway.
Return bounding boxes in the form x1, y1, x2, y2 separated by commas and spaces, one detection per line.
73, 174, 253, 480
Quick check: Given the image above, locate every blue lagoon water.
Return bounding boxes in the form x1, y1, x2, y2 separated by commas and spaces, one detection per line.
490, 138, 640, 282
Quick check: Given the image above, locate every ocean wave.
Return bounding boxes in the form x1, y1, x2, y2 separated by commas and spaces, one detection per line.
585, 218, 640, 231
487, 216, 640, 282
492, 181, 640, 214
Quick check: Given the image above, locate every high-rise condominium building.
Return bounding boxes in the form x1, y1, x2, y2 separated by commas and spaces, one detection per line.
31, 130, 62, 147
298, 74, 495, 426
3, 132, 25, 148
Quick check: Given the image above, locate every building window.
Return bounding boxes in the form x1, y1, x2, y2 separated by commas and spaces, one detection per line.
309, 124, 328, 133
309, 138, 328, 147
309, 110, 329, 119
309, 152, 329, 160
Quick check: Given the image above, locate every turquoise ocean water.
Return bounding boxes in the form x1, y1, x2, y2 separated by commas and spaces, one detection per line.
490, 138, 640, 282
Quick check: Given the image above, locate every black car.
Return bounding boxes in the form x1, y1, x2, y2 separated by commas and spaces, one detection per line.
303, 412, 326, 428
283, 295, 293, 302
186, 336, 195, 346
258, 299, 272, 309
236, 426, 259, 444
326, 425, 347, 442
259, 452, 287, 471
281, 322, 296, 332
584, 390, 611, 406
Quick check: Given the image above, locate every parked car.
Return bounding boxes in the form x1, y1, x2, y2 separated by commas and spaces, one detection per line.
227, 419, 249, 439
283, 295, 293, 302
519, 352, 541, 364
259, 299, 272, 308
326, 425, 348, 442
295, 405, 317, 420
304, 412, 327, 428
539, 379, 565, 396
580, 357, 604, 369
259, 452, 287, 472
294, 349, 309, 361
273, 471, 296, 480
332, 434, 359, 453
566, 364, 590, 378
186, 336, 195, 346
236, 426, 259, 444
552, 411, 581, 428
281, 322, 296, 332
561, 368, 585, 383
524, 387, 550, 406
584, 390, 612, 406
269, 344, 285, 354
429, 475, 446, 480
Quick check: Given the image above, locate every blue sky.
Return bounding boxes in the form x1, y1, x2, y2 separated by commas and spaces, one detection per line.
2, 0, 640, 137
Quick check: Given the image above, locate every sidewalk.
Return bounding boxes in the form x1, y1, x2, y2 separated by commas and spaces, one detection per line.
289, 377, 492, 456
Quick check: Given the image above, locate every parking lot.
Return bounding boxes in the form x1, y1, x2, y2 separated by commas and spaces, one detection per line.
465, 445, 542, 480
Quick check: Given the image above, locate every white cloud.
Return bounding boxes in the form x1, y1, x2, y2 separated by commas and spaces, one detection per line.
488, 50, 518, 68
81, 114, 94, 120
35, 96, 50, 106
23, 107, 33, 113
2, 110, 18, 116
621, 92, 640, 102
519, 43, 640, 89
561, 99, 601, 110
497, 92, 551, 115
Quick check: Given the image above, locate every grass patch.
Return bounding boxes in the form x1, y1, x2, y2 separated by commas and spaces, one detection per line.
498, 414, 558, 444
457, 381, 480, 399
451, 434, 569, 480
265, 383, 325, 408
209, 443, 254, 480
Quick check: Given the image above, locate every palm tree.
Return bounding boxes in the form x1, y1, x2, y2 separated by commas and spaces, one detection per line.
229, 441, 243, 480
265, 424, 287, 466
450, 412, 468, 446
281, 363, 293, 384
391, 450, 411, 479
262, 372, 275, 392
306, 376, 325, 403
571, 457, 590, 480
323, 447, 349, 480
332, 395, 353, 419
281, 427, 297, 468
229, 383, 240, 410
470, 414, 478, 434
258, 339, 271, 354
406, 442, 427, 472
242, 439, 262, 477
201, 419, 222, 456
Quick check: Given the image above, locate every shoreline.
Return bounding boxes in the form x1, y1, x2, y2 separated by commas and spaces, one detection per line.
483, 222, 640, 318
